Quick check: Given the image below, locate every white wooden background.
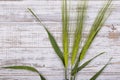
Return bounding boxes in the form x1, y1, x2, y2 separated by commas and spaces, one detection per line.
0, 0, 120, 80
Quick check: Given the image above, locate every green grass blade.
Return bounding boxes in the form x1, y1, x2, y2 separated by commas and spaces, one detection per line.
71, 52, 105, 75
62, 0, 69, 67
3, 66, 46, 80
90, 58, 112, 80
28, 8, 65, 66
79, 0, 112, 61
71, 0, 87, 65
45, 28, 65, 66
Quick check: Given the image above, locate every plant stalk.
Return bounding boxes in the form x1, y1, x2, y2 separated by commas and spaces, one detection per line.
70, 65, 76, 80
70, 73, 76, 80
65, 68, 68, 80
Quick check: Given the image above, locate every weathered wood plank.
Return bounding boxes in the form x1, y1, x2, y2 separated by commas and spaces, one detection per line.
0, 23, 119, 48
0, 0, 120, 80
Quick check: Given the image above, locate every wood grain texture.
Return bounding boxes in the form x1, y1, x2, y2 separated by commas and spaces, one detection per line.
0, 0, 120, 80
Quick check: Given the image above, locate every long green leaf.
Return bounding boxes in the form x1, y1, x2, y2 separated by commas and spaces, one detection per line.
79, 0, 112, 61
71, 52, 105, 75
3, 66, 46, 80
45, 28, 65, 66
62, 0, 69, 67
71, 0, 87, 65
28, 8, 65, 66
90, 58, 112, 80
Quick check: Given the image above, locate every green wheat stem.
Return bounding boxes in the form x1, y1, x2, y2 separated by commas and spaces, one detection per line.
71, 0, 87, 65
62, 0, 69, 68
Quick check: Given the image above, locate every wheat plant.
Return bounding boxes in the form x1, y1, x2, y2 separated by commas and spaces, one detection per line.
3, 0, 112, 80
